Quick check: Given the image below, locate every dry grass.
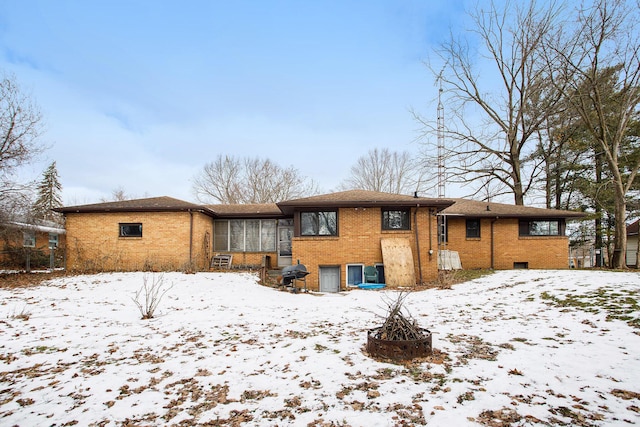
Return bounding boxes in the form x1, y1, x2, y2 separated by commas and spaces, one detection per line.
0, 270, 69, 289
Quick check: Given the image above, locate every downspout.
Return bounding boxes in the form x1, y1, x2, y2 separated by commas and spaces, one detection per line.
414, 206, 423, 284
490, 218, 497, 269
428, 208, 433, 260
189, 210, 194, 267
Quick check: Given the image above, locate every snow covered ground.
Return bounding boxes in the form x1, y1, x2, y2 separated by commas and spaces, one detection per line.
0, 269, 639, 426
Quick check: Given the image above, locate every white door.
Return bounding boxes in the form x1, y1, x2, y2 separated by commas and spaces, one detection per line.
319, 266, 340, 293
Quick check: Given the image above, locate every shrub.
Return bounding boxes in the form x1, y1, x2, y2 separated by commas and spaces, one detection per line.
132, 273, 174, 320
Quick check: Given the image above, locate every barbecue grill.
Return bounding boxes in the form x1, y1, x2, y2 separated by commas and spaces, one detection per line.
280, 263, 310, 292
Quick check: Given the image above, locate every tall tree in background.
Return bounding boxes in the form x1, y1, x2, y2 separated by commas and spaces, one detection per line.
192, 155, 319, 204
544, 0, 640, 268
0, 71, 45, 213
32, 161, 63, 222
419, 1, 562, 204
339, 148, 419, 194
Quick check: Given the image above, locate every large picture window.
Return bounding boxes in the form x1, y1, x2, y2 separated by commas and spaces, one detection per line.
519, 220, 563, 236
382, 209, 410, 230
214, 219, 277, 252
301, 211, 337, 236
119, 223, 142, 237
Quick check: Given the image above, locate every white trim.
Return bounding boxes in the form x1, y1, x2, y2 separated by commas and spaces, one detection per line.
346, 263, 364, 287
7, 221, 66, 235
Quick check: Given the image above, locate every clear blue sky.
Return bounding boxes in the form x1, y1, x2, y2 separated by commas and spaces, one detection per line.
0, 0, 468, 204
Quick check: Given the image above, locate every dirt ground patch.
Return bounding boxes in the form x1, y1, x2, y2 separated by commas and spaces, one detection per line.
0, 270, 68, 289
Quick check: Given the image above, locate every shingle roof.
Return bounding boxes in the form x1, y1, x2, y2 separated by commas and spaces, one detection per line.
54, 196, 215, 215
276, 189, 455, 214
53, 192, 586, 220
207, 203, 284, 218
442, 198, 585, 219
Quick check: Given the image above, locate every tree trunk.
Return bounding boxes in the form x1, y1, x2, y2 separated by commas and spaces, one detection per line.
594, 151, 603, 267
611, 186, 627, 269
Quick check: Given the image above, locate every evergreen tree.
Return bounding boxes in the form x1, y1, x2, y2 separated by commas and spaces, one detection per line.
32, 161, 63, 223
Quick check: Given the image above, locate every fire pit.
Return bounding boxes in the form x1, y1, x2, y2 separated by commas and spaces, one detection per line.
366, 292, 433, 361
367, 327, 432, 361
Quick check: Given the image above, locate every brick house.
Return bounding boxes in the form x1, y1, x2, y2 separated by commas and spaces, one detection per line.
440, 198, 584, 270
55, 190, 584, 290
0, 219, 66, 269
57, 198, 215, 272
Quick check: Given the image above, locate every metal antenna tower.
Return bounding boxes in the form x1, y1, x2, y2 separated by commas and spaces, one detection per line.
436, 72, 447, 257
437, 82, 445, 198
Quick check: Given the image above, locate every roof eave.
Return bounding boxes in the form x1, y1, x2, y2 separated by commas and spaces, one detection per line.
277, 199, 454, 215
57, 207, 216, 216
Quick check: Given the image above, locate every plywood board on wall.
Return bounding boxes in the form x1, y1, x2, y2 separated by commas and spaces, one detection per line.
380, 237, 416, 287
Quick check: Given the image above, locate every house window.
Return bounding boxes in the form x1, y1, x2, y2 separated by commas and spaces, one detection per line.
382, 209, 410, 230
466, 219, 481, 238
213, 219, 277, 252
375, 264, 385, 284
119, 223, 142, 237
23, 231, 36, 247
300, 211, 337, 236
49, 233, 59, 248
519, 220, 562, 236
347, 264, 364, 286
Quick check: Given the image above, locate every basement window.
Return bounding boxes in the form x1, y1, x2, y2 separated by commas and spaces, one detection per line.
347, 264, 364, 286
119, 223, 142, 237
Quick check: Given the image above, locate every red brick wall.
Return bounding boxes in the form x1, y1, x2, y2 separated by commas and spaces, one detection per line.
291, 207, 439, 291
446, 217, 570, 269
64, 211, 213, 272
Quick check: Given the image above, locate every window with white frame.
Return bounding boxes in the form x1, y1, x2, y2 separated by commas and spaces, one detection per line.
23, 231, 36, 247
346, 264, 364, 286
48, 233, 59, 248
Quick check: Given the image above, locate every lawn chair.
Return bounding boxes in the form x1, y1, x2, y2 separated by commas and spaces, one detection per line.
363, 266, 378, 283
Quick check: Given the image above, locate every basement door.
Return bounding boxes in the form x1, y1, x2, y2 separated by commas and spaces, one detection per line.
319, 266, 340, 293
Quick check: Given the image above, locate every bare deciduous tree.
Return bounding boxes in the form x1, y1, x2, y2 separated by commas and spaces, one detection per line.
339, 148, 420, 194
192, 155, 318, 204
543, 0, 640, 268
0, 71, 45, 211
417, 1, 562, 204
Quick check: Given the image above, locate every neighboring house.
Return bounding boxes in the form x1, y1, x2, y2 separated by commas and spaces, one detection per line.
55, 190, 584, 291
0, 219, 66, 269
626, 220, 639, 267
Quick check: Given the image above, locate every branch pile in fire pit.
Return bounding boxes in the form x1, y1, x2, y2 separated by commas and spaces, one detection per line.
374, 292, 427, 341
